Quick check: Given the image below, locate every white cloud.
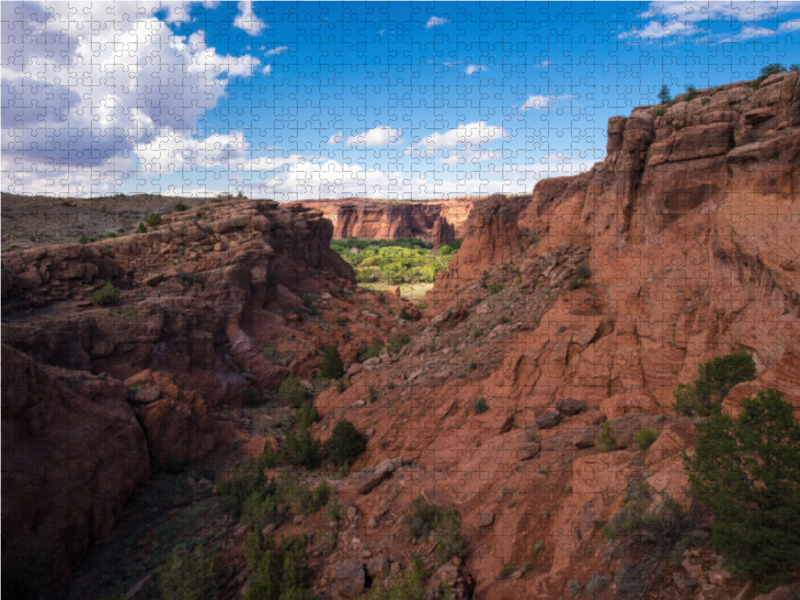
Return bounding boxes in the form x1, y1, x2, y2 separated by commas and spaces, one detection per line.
426, 15, 449, 28
781, 19, 800, 31
520, 94, 573, 112
248, 156, 593, 201
439, 149, 503, 165
412, 122, 508, 153
263, 64, 272, 75
327, 132, 344, 144
619, 19, 688, 40
1, 2, 259, 195
345, 127, 402, 147
266, 45, 289, 55
637, 1, 800, 21
234, 0, 268, 35
464, 65, 486, 75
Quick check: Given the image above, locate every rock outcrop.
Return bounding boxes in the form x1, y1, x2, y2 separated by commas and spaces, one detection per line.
1, 344, 150, 584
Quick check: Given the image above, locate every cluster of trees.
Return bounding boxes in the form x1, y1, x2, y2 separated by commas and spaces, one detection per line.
330, 237, 461, 284
657, 63, 799, 104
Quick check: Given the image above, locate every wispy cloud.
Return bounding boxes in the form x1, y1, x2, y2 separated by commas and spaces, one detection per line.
520, 94, 573, 111
619, 19, 688, 40
464, 65, 486, 75
266, 45, 288, 56
426, 15, 449, 28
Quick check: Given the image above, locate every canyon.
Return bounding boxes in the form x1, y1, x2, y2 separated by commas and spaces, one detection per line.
296, 197, 476, 247
2, 70, 800, 600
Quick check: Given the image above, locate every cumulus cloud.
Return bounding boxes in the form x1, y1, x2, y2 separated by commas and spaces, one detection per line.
263, 64, 273, 75
1, 1, 259, 195
327, 132, 344, 144
426, 15, 449, 28
464, 65, 486, 75
345, 127, 402, 147
234, 0, 268, 35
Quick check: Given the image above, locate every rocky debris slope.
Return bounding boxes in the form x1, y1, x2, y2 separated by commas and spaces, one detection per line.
296, 197, 475, 247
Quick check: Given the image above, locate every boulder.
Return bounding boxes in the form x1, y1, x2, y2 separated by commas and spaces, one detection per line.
477, 510, 495, 528
536, 410, 561, 429
357, 459, 395, 494
366, 555, 390, 578
330, 559, 365, 599
573, 428, 595, 449
708, 569, 732, 586
556, 398, 587, 416
517, 441, 542, 461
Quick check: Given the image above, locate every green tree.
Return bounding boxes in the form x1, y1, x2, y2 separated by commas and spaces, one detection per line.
146, 213, 162, 227
136, 222, 147, 234
296, 401, 320, 430
280, 374, 308, 409
283, 427, 320, 469
435, 503, 467, 562
683, 389, 800, 586
323, 419, 367, 467
320, 344, 344, 379
159, 546, 221, 600
245, 535, 317, 600
658, 84, 671, 103
672, 351, 756, 417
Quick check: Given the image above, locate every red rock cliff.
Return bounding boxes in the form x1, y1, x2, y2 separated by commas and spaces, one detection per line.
296, 198, 474, 246
430, 71, 800, 411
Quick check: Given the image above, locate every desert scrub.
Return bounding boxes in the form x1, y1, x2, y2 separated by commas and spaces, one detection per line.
174, 201, 188, 212
146, 213, 162, 227
159, 546, 220, 600
635, 427, 659, 451
500, 561, 517, 579
91, 282, 121, 306
404, 495, 439, 539
358, 343, 382, 362
595, 422, 616, 452
473, 397, 489, 414
489, 284, 503, 295
388, 333, 410, 354
434, 503, 467, 562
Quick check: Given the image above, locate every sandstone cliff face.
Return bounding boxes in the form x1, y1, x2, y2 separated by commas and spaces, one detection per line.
296, 198, 474, 246
1, 344, 150, 584
430, 71, 800, 411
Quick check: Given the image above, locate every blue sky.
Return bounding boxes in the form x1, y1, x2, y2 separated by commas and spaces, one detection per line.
3, 1, 799, 199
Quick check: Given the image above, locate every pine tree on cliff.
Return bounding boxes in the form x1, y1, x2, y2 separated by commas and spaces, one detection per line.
320, 344, 344, 379
683, 388, 800, 587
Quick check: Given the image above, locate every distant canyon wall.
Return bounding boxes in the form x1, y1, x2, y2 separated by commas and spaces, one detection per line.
296, 198, 475, 247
